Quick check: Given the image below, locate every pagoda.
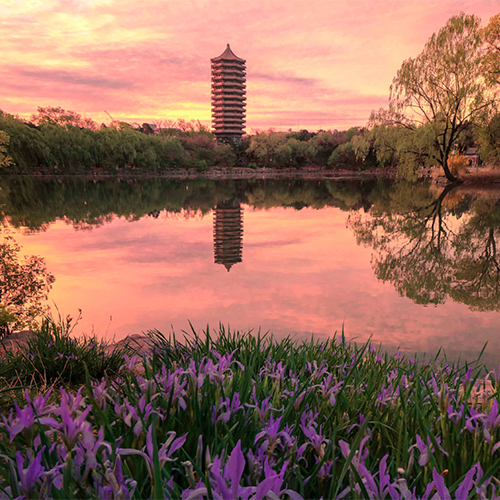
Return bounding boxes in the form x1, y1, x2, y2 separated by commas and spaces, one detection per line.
211, 44, 246, 144
213, 200, 243, 272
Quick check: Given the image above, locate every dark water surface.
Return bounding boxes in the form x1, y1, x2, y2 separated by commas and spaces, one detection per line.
4, 176, 500, 366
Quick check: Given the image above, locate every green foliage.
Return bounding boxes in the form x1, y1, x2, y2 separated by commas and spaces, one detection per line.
308, 130, 342, 164
0, 305, 16, 328
0, 110, 229, 173
0, 108, 392, 173
0, 111, 50, 172
0, 236, 54, 329
246, 128, 377, 169
2, 326, 492, 498
246, 130, 290, 168
482, 13, 500, 87
478, 113, 500, 164
0, 314, 124, 387
0, 131, 12, 168
0, 177, 388, 233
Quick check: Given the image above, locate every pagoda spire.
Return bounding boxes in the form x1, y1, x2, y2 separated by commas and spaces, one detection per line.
211, 44, 246, 145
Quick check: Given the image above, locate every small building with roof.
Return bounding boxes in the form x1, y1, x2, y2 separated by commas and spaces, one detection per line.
464, 147, 480, 168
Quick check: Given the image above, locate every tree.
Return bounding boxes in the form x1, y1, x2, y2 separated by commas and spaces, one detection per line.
0, 237, 55, 330
376, 13, 497, 183
30, 106, 98, 130
483, 13, 500, 86
0, 131, 12, 168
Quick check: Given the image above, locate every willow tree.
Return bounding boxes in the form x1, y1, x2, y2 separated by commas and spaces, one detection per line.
0, 131, 11, 168
377, 13, 496, 183
483, 13, 500, 86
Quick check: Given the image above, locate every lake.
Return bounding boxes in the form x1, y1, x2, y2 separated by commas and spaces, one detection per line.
3, 176, 500, 367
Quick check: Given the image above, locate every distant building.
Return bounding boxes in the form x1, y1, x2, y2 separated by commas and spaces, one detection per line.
464, 147, 480, 168
213, 200, 243, 271
211, 44, 246, 145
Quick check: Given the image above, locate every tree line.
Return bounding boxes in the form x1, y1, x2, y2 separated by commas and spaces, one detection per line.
0, 107, 380, 173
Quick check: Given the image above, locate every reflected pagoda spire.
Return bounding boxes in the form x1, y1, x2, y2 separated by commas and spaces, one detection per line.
213, 200, 243, 271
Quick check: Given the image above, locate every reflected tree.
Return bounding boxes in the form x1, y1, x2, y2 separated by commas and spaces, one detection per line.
451, 198, 500, 310
0, 237, 55, 333
349, 182, 500, 310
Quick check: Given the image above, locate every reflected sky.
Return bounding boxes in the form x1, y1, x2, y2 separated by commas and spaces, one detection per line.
12, 200, 500, 367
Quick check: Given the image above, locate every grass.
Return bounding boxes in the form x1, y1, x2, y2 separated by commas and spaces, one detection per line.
0, 314, 124, 401
0, 323, 499, 499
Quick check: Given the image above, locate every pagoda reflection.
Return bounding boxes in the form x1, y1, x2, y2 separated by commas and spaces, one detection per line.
213, 200, 243, 271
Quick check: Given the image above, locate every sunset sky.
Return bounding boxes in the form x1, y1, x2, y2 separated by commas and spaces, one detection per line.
1, 0, 499, 131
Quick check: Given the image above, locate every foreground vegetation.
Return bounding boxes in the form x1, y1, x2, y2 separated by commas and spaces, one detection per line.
1, 322, 500, 499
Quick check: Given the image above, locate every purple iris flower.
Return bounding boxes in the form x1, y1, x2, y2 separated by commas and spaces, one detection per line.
14, 448, 46, 499
181, 440, 253, 500
118, 426, 187, 473
216, 392, 243, 423
3, 397, 58, 442
409, 434, 448, 467
339, 435, 371, 469
246, 391, 280, 423
358, 455, 399, 500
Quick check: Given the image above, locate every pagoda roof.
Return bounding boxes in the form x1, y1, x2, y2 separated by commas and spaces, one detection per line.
211, 44, 245, 63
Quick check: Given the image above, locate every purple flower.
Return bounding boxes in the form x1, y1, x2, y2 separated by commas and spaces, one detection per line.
181, 440, 253, 500
14, 448, 46, 498
432, 468, 450, 500
483, 399, 500, 443
339, 435, 371, 469
155, 366, 187, 410
455, 465, 478, 500
255, 414, 289, 455
118, 426, 186, 471
2, 395, 58, 442
253, 459, 303, 500
409, 434, 447, 467
300, 419, 328, 457
358, 455, 399, 500
216, 392, 243, 424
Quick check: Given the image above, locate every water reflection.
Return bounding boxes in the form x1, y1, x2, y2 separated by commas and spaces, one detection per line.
213, 200, 243, 271
349, 182, 500, 311
2, 176, 500, 366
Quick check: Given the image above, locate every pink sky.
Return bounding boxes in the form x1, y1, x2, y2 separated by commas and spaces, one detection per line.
1, 0, 499, 131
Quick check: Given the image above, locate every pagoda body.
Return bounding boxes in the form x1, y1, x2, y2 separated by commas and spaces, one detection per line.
211, 44, 246, 144
213, 200, 243, 272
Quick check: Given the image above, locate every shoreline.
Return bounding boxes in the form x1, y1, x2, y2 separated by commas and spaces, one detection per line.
0, 165, 398, 181
4, 166, 500, 185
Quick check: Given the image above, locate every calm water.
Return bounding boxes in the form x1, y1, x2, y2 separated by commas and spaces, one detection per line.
4, 176, 500, 366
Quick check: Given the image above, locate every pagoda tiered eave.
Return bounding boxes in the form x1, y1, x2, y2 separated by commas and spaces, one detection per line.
211, 44, 246, 141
